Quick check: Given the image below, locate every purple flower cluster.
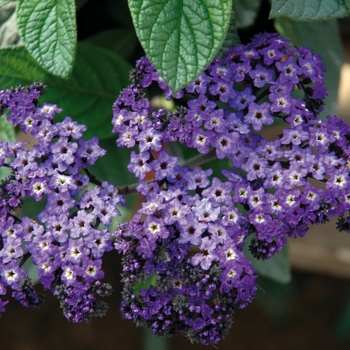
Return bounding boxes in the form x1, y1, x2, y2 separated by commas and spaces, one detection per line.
112, 32, 350, 344
114, 168, 257, 344
0, 84, 125, 321
1, 31, 350, 345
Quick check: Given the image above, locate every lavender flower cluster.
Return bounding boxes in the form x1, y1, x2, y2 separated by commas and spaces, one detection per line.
112, 32, 350, 344
0, 84, 125, 322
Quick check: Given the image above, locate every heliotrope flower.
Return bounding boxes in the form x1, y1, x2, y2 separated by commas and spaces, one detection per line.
111, 32, 350, 345
2, 30, 350, 346
0, 83, 124, 321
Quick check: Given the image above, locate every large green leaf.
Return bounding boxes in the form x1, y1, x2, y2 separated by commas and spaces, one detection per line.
0, 42, 132, 139
16, 0, 77, 78
244, 236, 291, 284
274, 19, 343, 118
128, 0, 232, 93
270, 0, 349, 21
217, 5, 240, 58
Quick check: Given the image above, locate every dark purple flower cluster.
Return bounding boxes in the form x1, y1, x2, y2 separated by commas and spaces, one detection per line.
114, 168, 257, 344
0, 84, 125, 321
112, 32, 350, 344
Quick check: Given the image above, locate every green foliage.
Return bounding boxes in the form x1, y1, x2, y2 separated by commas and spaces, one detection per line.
143, 328, 170, 350
0, 114, 15, 143
346, 0, 350, 12
233, 0, 262, 28
0, 46, 47, 84
44, 43, 132, 139
0, 116, 15, 181
134, 272, 158, 297
0, 1, 12, 8
217, 6, 240, 58
0, 43, 131, 139
244, 236, 291, 283
86, 28, 138, 60
16, 0, 77, 78
91, 138, 136, 186
274, 18, 343, 118
128, 0, 232, 93
254, 276, 293, 322
270, 0, 349, 21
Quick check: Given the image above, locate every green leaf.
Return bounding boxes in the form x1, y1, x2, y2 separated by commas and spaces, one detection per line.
0, 1, 21, 48
0, 1, 13, 8
270, 0, 349, 21
90, 138, 136, 186
128, 0, 232, 93
233, 0, 262, 28
86, 28, 138, 60
345, 0, 350, 12
274, 18, 343, 118
244, 236, 291, 283
0, 42, 132, 139
254, 277, 292, 321
134, 272, 158, 297
0, 115, 15, 142
16, 0, 77, 78
0, 115, 15, 180
217, 6, 240, 58
143, 328, 170, 350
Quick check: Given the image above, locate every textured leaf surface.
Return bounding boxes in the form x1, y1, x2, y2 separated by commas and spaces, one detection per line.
275, 18, 343, 118
129, 0, 232, 93
244, 237, 291, 284
270, 0, 349, 21
17, 0, 76, 78
0, 43, 131, 139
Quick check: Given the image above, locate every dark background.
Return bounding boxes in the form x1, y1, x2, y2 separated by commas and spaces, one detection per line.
1, 250, 350, 350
